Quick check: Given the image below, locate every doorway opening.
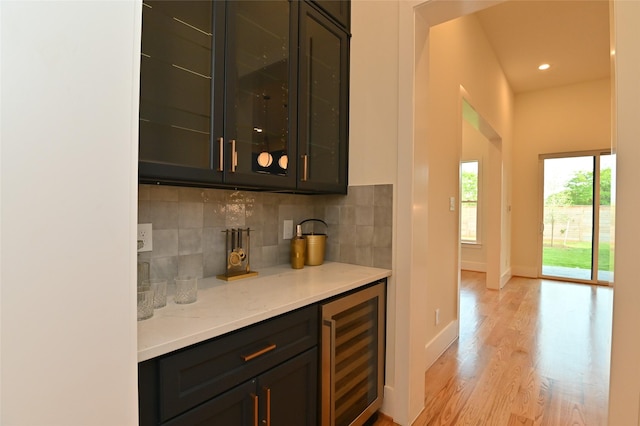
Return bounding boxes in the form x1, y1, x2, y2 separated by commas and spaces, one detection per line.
539, 151, 615, 284
459, 96, 504, 291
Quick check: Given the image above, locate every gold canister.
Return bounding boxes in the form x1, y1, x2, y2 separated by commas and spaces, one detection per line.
300, 219, 328, 266
304, 234, 327, 265
290, 225, 306, 269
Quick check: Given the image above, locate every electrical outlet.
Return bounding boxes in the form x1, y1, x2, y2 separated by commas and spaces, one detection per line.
283, 220, 293, 239
435, 308, 440, 325
137, 223, 153, 252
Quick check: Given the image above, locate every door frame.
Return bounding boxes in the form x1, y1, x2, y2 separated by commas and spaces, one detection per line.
537, 149, 614, 285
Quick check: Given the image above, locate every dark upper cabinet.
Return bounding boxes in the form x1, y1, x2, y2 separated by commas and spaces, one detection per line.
312, 0, 350, 30
139, 0, 349, 194
297, 2, 349, 194
139, 0, 222, 185
222, 0, 298, 190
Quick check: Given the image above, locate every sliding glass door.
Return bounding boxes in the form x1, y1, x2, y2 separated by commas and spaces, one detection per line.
540, 152, 615, 284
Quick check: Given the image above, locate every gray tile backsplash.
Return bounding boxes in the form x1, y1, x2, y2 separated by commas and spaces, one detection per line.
138, 184, 393, 282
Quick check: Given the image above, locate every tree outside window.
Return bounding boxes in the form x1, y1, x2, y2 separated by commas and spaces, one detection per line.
461, 161, 479, 243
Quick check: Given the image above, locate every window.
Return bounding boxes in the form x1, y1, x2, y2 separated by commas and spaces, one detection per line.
460, 160, 479, 243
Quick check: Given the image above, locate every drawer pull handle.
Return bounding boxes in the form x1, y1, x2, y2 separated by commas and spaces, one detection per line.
242, 343, 277, 362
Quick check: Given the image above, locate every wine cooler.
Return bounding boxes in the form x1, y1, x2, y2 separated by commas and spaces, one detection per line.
321, 280, 386, 426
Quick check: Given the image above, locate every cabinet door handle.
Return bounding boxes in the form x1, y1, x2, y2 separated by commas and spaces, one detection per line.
217, 137, 224, 172
241, 343, 277, 362
251, 393, 259, 426
264, 387, 271, 426
230, 139, 238, 172
301, 154, 309, 182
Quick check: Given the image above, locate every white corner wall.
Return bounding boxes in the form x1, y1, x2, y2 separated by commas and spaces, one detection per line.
350, 0, 402, 419
349, 1, 399, 187
608, 1, 640, 424
0, 2, 140, 424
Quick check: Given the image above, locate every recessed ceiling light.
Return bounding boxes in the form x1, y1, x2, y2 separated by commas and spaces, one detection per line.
538, 63, 551, 71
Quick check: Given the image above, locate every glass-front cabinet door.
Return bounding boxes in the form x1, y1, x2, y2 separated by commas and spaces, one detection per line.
298, 3, 349, 194
139, 0, 349, 193
139, 1, 224, 185
223, 0, 297, 190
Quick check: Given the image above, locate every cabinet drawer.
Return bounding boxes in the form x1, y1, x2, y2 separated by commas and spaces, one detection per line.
158, 305, 318, 422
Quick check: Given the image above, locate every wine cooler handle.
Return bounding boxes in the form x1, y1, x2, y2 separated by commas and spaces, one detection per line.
322, 318, 336, 426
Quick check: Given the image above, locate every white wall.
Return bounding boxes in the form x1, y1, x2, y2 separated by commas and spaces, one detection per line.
350, 1, 399, 187
350, 0, 402, 418
511, 79, 611, 278
0, 2, 140, 424
423, 9, 513, 355
608, 1, 640, 423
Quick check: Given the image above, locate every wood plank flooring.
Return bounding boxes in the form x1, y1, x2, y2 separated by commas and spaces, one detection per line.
374, 271, 613, 425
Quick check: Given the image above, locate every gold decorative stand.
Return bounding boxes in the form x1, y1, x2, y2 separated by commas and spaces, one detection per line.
217, 228, 259, 281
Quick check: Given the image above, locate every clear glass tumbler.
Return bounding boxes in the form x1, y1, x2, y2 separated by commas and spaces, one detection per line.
174, 276, 198, 304
144, 278, 167, 309
137, 287, 154, 321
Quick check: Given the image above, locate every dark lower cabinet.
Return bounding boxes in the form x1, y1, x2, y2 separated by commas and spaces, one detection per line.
163, 380, 255, 426
259, 348, 318, 425
163, 349, 317, 426
138, 305, 318, 425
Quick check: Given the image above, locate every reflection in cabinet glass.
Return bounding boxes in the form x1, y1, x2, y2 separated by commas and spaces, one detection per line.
139, 1, 213, 170
225, 0, 296, 187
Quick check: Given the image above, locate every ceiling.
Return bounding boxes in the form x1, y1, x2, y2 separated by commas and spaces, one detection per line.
474, 0, 611, 93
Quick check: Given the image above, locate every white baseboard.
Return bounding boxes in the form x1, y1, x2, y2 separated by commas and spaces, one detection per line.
460, 261, 486, 272
424, 319, 459, 370
500, 267, 512, 288
379, 385, 395, 419
511, 265, 538, 278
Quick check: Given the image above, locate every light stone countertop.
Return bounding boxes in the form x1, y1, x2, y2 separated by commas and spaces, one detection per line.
137, 262, 392, 362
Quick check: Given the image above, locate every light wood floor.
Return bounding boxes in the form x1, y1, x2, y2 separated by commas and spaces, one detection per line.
374, 271, 613, 425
